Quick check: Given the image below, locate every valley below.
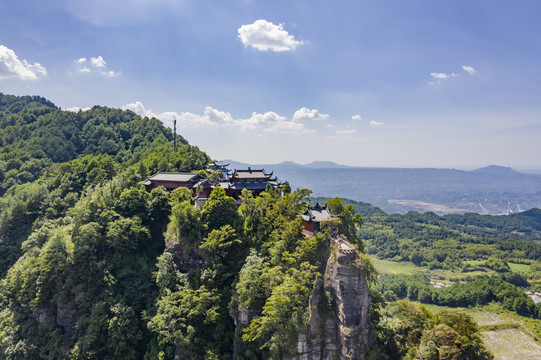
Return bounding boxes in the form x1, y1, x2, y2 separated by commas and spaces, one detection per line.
227, 160, 541, 215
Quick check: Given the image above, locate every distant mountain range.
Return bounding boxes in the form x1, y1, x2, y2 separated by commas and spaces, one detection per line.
223, 160, 541, 215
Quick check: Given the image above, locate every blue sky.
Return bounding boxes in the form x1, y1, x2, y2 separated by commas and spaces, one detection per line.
1, 0, 541, 169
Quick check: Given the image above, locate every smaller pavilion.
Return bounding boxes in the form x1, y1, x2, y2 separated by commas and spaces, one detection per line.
300, 203, 337, 237
207, 161, 230, 180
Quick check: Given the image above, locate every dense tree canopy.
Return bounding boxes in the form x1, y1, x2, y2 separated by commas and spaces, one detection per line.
0, 94, 498, 359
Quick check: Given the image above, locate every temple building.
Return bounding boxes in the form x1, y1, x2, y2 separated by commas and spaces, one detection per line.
143, 172, 213, 197
299, 203, 336, 237
220, 167, 280, 199
143, 165, 283, 202
207, 161, 230, 180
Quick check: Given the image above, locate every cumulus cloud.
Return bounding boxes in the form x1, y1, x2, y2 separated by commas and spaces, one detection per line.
235, 111, 314, 134
292, 107, 329, 122
74, 55, 120, 77
0, 45, 47, 80
462, 65, 476, 75
122, 101, 149, 116
238, 19, 304, 52
65, 106, 91, 112
351, 114, 363, 121
122, 102, 228, 128
370, 120, 384, 127
90, 56, 106, 68
235, 111, 284, 131
122, 102, 315, 134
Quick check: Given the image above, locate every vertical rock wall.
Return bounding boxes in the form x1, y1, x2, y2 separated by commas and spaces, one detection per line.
291, 247, 372, 360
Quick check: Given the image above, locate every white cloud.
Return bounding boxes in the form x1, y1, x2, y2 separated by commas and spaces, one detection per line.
103, 70, 120, 78
235, 111, 285, 131
370, 120, 384, 127
462, 65, 476, 75
238, 19, 304, 52
430, 66, 475, 84
0, 45, 47, 80
90, 56, 106, 68
122, 102, 224, 128
430, 72, 457, 80
122, 101, 315, 134
265, 120, 311, 134
351, 114, 363, 121
237, 111, 313, 134
74, 56, 119, 77
65, 106, 91, 112
336, 129, 356, 135
292, 107, 329, 122
122, 101, 149, 116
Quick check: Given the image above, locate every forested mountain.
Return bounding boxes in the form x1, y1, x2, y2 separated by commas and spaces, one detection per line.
0, 95, 356, 359
0, 94, 498, 359
227, 160, 541, 215
0, 92, 183, 195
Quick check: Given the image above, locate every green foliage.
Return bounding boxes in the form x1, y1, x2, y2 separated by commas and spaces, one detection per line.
242, 263, 318, 357
236, 252, 272, 310
376, 301, 493, 360
326, 197, 364, 249
115, 188, 150, 220
0, 94, 217, 359
484, 256, 510, 272
106, 217, 150, 251
148, 285, 221, 358
168, 186, 192, 206
202, 187, 239, 232
378, 273, 540, 320
166, 200, 203, 245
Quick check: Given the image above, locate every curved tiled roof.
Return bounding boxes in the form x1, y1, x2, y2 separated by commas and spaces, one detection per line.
147, 172, 201, 182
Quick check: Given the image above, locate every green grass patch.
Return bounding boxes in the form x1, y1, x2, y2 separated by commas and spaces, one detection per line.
508, 262, 531, 272
370, 258, 421, 275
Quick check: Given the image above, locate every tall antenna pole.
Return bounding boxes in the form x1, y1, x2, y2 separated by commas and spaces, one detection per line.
173, 118, 177, 149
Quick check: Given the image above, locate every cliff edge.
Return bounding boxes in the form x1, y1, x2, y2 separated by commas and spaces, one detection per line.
288, 243, 372, 360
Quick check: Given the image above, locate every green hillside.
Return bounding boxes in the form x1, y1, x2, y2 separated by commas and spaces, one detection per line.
0, 94, 336, 359
0, 94, 508, 359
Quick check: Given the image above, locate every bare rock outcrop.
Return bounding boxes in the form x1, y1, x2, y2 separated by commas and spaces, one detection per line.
290, 245, 372, 360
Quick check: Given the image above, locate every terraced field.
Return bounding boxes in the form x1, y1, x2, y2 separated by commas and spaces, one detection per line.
421, 303, 541, 359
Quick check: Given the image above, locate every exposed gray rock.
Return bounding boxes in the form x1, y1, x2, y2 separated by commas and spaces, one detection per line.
31, 309, 48, 324
165, 240, 203, 272
56, 303, 76, 331
289, 245, 372, 360
232, 307, 260, 358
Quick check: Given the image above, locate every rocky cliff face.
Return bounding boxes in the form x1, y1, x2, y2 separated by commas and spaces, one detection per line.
289, 246, 372, 360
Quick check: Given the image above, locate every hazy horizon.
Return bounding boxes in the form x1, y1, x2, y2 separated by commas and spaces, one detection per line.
222, 159, 541, 173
